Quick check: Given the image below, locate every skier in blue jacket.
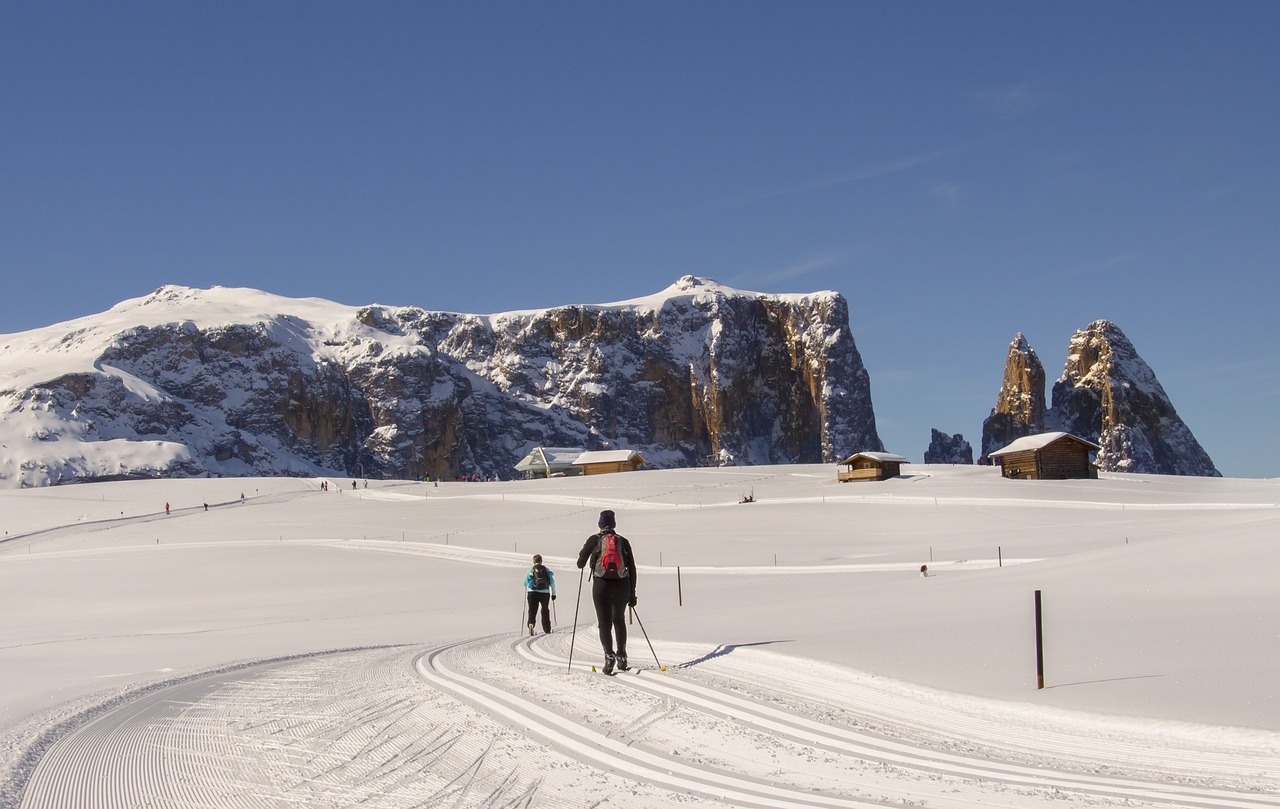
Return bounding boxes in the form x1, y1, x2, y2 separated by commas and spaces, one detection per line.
525, 554, 557, 635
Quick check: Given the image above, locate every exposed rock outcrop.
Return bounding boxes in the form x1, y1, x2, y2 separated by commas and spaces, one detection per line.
1047, 321, 1219, 476
924, 429, 973, 465
979, 333, 1045, 461
980, 322, 1218, 476
0, 278, 883, 487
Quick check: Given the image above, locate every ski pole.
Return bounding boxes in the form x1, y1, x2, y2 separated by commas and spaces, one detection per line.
631, 605, 665, 672
519, 590, 528, 636
566, 566, 584, 675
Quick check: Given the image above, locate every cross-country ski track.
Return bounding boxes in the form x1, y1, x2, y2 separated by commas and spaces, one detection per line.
12, 634, 1279, 809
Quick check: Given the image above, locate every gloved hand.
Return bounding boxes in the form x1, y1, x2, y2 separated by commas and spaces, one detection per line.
628, 596, 637, 607
551, 595, 557, 601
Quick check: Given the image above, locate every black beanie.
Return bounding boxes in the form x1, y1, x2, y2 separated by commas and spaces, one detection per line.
598, 509, 616, 529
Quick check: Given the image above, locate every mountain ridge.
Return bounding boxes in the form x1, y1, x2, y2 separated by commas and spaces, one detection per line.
0, 277, 882, 487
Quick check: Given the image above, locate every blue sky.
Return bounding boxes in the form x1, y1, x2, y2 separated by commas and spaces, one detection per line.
2, 2, 1277, 477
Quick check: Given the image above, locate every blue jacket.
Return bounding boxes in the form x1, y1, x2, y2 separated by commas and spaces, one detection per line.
525, 565, 556, 595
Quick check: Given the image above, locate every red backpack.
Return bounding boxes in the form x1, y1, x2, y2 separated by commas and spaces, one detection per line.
593, 531, 629, 579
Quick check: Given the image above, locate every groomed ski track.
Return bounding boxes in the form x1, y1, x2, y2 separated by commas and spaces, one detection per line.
12, 635, 1279, 809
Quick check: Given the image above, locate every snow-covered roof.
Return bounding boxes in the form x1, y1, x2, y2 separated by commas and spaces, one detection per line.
574, 450, 645, 466
512, 447, 587, 472
989, 432, 1100, 456
841, 451, 909, 465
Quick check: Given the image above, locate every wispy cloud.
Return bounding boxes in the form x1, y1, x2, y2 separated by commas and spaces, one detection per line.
786, 150, 954, 196
682, 148, 953, 220
970, 81, 1045, 121
930, 182, 961, 209
1036, 253, 1141, 282
1164, 358, 1280, 402
758, 248, 860, 285
1169, 357, 1280, 385
1204, 183, 1240, 203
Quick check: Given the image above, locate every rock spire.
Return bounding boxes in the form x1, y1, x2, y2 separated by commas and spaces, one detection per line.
981, 322, 1218, 476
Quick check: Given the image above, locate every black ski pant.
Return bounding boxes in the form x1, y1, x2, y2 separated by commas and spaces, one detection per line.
591, 577, 630, 657
527, 591, 552, 633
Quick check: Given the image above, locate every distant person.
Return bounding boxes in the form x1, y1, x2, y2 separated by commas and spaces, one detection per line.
576, 510, 637, 674
524, 554, 557, 635
165, 502, 170, 515
920, 564, 930, 577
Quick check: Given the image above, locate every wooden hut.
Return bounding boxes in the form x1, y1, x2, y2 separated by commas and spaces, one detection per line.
513, 447, 586, 479
838, 451, 908, 482
988, 432, 1099, 480
573, 449, 646, 476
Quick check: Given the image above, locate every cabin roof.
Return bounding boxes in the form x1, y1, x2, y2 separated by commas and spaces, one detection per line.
513, 446, 587, 471
575, 449, 644, 465
840, 451, 909, 465
989, 432, 1100, 456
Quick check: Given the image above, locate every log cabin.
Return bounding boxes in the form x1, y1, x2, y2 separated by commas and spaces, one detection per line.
989, 432, 1099, 480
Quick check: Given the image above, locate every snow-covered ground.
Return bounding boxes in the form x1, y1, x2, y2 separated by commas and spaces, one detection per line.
2, 464, 1278, 807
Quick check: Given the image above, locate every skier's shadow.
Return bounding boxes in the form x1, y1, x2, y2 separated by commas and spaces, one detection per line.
676, 640, 792, 669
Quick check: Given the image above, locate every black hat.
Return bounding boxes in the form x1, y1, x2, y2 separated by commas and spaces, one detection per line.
598, 509, 616, 529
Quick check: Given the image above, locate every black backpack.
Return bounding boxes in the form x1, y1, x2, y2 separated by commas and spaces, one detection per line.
531, 564, 549, 590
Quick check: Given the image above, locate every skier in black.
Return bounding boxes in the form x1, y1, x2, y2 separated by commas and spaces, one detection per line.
524, 554, 557, 635
576, 509, 637, 674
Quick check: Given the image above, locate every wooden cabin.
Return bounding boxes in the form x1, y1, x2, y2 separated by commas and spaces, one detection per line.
988, 432, 1099, 480
574, 449, 646, 476
513, 447, 586, 479
838, 452, 908, 482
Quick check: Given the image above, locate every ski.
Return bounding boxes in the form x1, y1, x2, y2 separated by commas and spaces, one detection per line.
590, 664, 647, 676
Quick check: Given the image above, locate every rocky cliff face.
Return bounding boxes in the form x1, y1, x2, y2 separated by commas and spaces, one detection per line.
979, 333, 1045, 460
980, 322, 1218, 476
923, 429, 973, 465
1047, 320, 1219, 476
0, 277, 883, 487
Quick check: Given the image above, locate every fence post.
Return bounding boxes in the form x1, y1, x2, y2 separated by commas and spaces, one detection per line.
1035, 589, 1045, 689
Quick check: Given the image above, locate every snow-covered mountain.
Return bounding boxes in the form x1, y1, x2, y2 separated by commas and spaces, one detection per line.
0, 277, 882, 487
981, 322, 1219, 476
1048, 320, 1219, 476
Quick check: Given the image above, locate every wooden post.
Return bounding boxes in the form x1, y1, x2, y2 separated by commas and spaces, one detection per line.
1034, 589, 1045, 689
998, 546, 1003, 567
